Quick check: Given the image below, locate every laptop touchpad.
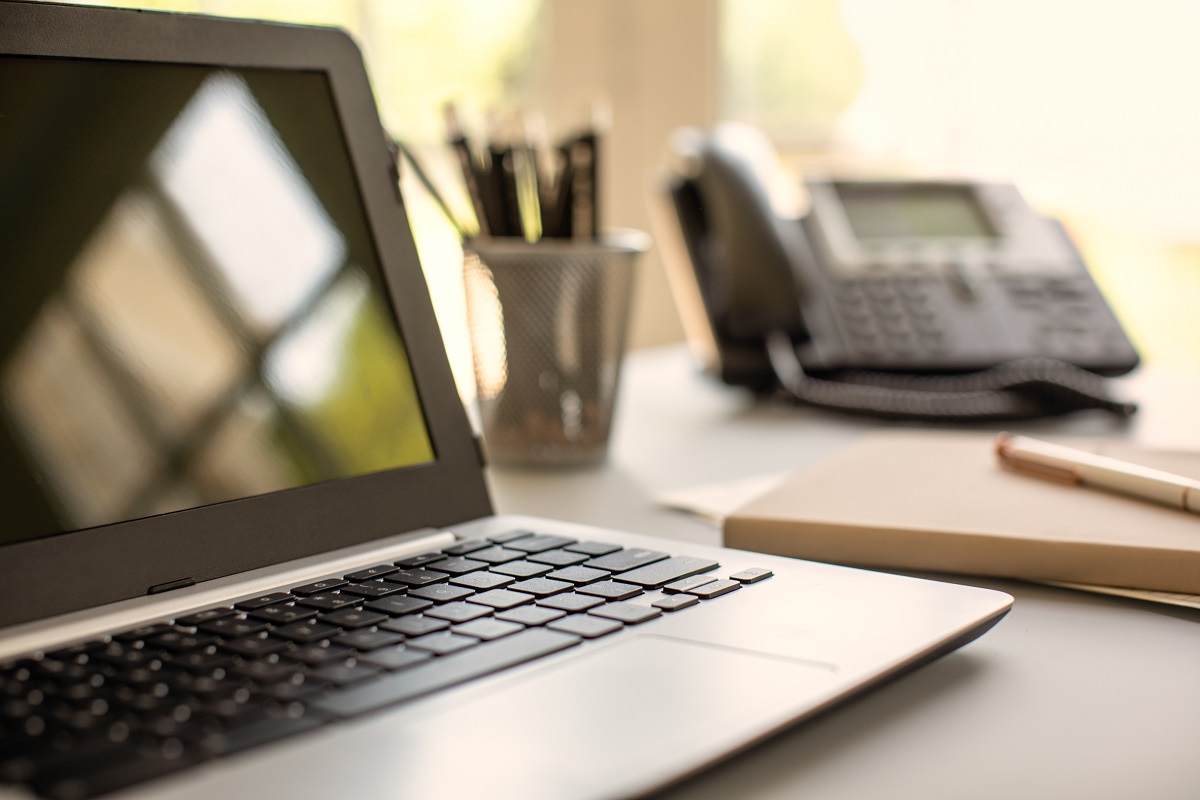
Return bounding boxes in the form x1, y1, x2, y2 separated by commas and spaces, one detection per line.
369, 634, 840, 799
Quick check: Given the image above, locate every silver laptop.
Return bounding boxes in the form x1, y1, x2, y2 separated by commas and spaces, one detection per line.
0, 3, 1012, 798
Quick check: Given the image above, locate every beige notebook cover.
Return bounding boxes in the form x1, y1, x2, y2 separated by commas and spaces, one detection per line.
724, 431, 1200, 594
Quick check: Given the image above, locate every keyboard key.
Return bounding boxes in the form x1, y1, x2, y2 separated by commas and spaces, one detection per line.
588, 602, 663, 625
273, 621, 339, 644
615, 556, 718, 589
291, 579, 347, 596
43, 641, 107, 661
167, 671, 233, 697
332, 630, 406, 652
310, 661, 382, 687
295, 592, 359, 612
495, 606, 567, 627
234, 592, 291, 611
94, 643, 162, 669
487, 530, 535, 544
171, 651, 234, 672
536, 593, 605, 613
564, 540, 622, 557
339, 581, 406, 599
652, 595, 699, 612
318, 609, 388, 630
662, 575, 718, 594
344, 564, 399, 582
260, 674, 330, 703
575, 581, 642, 601
528, 549, 590, 567
449, 571, 515, 591
546, 566, 609, 584
505, 534, 576, 553
380, 616, 450, 637
584, 548, 668, 573
360, 645, 432, 671
198, 617, 269, 638
111, 624, 174, 644
688, 579, 741, 599
730, 568, 774, 584
230, 658, 303, 682
364, 596, 433, 617
424, 602, 493, 624
405, 632, 479, 656
424, 557, 488, 576
466, 546, 525, 565
468, 589, 534, 610
149, 632, 216, 653
291, 644, 354, 666
508, 578, 573, 597
220, 634, 291, 658
312, 629, 580, 718
246, 604, 318, 625
175, 608, 235, 627
189, 691, 260, 723
388, 569, 449, 588
394, 552, 447, 568
452, 619, 524, 641
440, 539, 490, 556
490, 560, 553, 579
409, 584, 475, 604
548, 615, 623, 639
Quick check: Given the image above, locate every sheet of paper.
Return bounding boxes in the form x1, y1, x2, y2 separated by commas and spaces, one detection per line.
655, 472, 788, 525
1043, 581, 1200, 610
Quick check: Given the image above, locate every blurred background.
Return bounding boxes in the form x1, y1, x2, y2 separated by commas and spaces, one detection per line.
48, 0, 1200, 400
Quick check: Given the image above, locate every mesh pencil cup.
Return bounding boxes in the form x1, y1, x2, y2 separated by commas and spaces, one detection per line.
462, 231, 649, 466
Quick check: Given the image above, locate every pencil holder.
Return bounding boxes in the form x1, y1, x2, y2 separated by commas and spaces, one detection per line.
462, 231, 649, 467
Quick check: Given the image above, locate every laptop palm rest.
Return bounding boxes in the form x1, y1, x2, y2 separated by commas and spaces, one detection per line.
178, 634, 840, 800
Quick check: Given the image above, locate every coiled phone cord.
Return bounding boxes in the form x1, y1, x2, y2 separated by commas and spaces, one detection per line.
765, 330, 1138, 422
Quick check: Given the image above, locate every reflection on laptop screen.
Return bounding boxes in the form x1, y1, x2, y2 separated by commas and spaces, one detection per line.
0, 57, 435, 544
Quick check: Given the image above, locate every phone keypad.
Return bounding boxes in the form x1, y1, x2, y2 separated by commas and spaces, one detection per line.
834, 272, 1131, 366
835, 277, 948, 358
1000, 276, 1129, 359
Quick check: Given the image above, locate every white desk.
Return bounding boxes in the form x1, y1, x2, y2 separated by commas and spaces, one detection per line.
487, 346, 1200, 800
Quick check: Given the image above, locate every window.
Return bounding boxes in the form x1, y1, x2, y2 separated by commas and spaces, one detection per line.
721, 0, 1200, 372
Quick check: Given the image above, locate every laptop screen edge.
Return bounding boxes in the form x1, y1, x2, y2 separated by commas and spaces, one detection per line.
0, 1, 493, 629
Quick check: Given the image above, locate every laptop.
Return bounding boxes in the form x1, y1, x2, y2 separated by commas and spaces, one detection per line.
0, 3, 1013, 798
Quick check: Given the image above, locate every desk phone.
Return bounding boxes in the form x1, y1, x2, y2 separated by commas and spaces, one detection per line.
652, 125, 1139, 420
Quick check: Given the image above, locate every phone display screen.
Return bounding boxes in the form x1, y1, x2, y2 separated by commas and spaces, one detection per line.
836, 183, 997, 240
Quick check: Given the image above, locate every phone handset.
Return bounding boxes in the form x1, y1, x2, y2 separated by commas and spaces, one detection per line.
656, 124, 1138, 421
667, 126, 808, 346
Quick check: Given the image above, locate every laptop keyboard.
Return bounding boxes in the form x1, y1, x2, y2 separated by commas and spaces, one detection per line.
0, 530, 772, 800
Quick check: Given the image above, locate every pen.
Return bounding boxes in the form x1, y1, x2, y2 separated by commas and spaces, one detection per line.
513, 112, 543, 242
994, 433, 1200, 515
568, 131, 596, 240
444, 104, 489, 237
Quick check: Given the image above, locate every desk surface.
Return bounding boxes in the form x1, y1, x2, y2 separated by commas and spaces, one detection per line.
486, 346, 1200, 800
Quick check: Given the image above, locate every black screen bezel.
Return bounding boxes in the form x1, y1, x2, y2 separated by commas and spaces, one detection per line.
0, 1, 492, 629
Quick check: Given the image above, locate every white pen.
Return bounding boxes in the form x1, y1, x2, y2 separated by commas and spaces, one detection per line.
994, 433, 1200, 516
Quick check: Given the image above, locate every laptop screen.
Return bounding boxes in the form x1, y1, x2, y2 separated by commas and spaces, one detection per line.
0, 55, 436, 546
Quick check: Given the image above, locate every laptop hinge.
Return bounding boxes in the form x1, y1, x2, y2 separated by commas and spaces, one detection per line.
148, 578, 196, 595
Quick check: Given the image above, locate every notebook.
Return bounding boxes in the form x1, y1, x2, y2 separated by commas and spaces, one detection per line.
0, 4, 1012, 799
726, 430, 1200, 593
